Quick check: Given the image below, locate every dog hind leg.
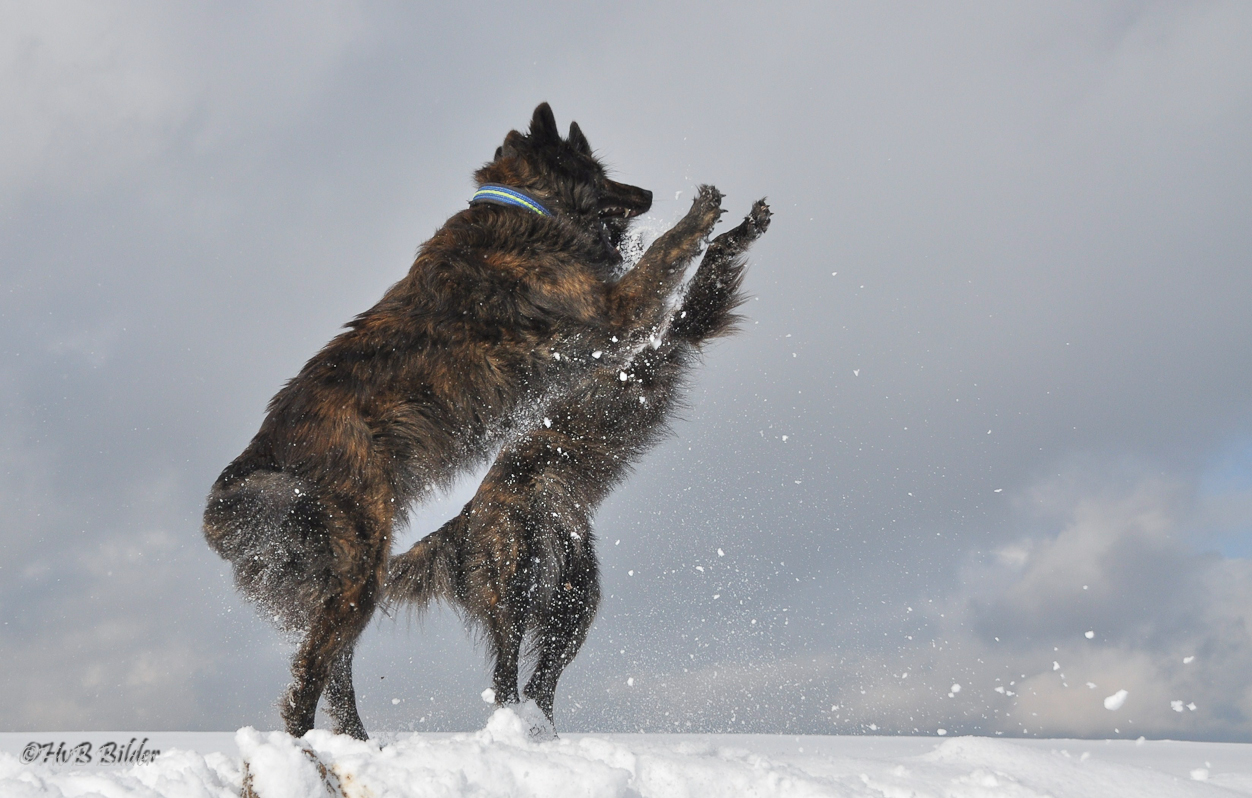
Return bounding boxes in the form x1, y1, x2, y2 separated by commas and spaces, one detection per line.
485, 597, 526, 707
280, 495, 389, 739
427, 501, 532, 709
281, 582, 378, 738
477, 508, 531, 708
324, 646, 368, 740
524, 552, 600, 722
281, 597, 366, 737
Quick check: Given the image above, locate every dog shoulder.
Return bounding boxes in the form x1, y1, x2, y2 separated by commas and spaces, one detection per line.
418, 213, 611, 328
513, 253, 607, 326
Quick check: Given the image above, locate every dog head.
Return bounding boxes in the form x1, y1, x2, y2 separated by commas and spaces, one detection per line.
475, 103, 653, 254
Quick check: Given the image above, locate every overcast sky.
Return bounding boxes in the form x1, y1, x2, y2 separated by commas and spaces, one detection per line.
2, 1, 1251, 740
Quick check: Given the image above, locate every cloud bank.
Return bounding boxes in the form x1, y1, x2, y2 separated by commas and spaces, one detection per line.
1, 1, 1250, 739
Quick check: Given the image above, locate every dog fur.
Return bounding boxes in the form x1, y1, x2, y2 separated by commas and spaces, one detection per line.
204, 103, 734, 739
386, 201, 770, 729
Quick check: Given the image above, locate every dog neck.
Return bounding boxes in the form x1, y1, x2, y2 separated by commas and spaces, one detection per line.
469, 184, 551, 217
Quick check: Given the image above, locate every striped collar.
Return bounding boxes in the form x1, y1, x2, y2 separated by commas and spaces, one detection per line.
469, 184, 551, 216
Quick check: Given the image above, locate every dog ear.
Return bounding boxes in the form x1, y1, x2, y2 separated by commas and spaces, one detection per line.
529, 102, 559, 144
500, 130, 525, 158
568, 121, 592, 155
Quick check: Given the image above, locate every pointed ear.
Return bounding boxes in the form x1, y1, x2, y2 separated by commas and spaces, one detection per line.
500, 130, 525, 158
529, 102, 559, 143
568, 121, 592, 155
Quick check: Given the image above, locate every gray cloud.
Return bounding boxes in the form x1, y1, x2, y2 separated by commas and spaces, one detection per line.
2, 1, 1251, 739
564, 465, 1252, 739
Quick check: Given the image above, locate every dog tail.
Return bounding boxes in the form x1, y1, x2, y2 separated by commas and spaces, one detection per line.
203, 465, 334, 632
385, 514, 460, 613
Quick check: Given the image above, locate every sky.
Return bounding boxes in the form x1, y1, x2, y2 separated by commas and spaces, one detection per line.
2, 1, 1251, 740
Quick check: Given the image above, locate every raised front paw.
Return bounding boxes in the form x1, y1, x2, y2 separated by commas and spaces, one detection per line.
706, 197, 772, 258
638, 184, 725, 270
745, 198, 771, 239
688, 184, 726, 235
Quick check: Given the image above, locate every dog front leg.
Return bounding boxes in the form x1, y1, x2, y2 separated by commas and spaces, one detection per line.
669, 198, 771, 344
605, 185, 725, 347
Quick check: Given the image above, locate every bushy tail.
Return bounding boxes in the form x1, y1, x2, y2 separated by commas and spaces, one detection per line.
385, 514, 460, 612
203, 467, 333, 631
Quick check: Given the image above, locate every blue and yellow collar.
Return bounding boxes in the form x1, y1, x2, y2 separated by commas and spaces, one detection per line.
469, 184, 551, 216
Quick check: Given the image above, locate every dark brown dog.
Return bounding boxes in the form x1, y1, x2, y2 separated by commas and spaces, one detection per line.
204, 102, 734, 739
387, 200, 770, 731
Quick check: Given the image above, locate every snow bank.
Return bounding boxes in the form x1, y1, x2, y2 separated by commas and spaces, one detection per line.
4, 707, 1251, 797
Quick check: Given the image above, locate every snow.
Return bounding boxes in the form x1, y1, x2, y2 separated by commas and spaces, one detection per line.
1105, 689, 1130, 711
5, 712, 1252, 797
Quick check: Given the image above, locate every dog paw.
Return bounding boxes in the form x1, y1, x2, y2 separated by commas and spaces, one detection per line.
484, 700, 558, 743
746, 198, 771, 237
691, 184, 726, 226
517, 699, 558, 741
694, 183, 724, 208
706, 198, 771, 256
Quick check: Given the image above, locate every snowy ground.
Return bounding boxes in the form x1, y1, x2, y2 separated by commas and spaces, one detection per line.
4, 707, 1252, 797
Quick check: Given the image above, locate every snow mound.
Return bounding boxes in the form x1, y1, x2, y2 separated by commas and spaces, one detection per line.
4, 719, 1252, 797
